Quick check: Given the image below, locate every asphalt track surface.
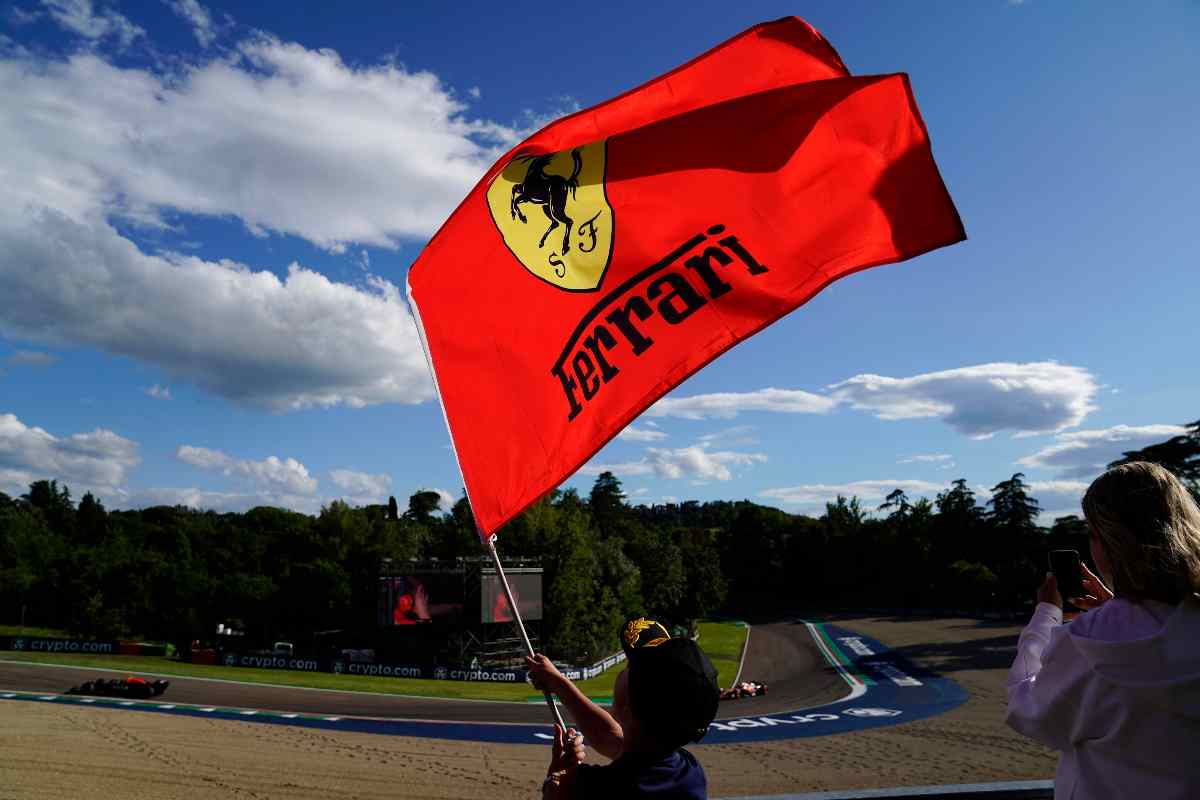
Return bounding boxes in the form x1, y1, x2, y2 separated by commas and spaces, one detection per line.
0, 621, 846, 724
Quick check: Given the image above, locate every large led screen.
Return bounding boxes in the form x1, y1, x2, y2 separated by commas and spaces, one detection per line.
480, 573, 543, 623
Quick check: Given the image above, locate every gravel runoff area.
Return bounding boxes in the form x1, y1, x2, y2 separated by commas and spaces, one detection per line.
0, 615, 1057, 799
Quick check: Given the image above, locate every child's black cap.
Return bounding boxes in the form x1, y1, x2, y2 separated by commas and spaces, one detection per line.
619, 616, 720, 744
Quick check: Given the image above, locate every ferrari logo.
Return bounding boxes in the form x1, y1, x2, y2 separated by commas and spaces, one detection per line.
486, 140, 614, 292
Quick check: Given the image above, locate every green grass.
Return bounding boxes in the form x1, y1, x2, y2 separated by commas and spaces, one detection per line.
695, 620, 748, 689
0, 620, 750, 702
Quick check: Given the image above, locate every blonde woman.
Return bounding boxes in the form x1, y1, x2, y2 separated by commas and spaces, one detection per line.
1006, 462, 1200, 798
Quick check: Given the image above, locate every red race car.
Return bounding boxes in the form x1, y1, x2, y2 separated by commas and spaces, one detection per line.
67, 676, 170, 699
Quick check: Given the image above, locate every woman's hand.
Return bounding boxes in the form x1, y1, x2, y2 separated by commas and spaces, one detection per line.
1037, 572, 1062, 609
1069, 563, 1114, 611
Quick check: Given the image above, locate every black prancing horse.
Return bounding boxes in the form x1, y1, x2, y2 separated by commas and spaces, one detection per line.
510, 148, 583, 254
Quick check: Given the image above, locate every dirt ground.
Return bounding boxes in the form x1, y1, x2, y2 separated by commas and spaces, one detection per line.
0, 615, 1056, 799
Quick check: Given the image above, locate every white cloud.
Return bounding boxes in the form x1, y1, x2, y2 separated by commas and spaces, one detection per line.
898, 453, 953, 464
145, 384, 171, 400
617, 424, 667, 443
176, 445, 318, 494
164, 0, 216, 47
4, 350, 57, 366
330, 468, 391, 499
1027, 479, 1089, 497
0, 411, 139, 497
697, 426, 759, 447
41, 0, 145, 48
643, 363, 1097, 438
0, 213, 434, 410
973, 479, 1090, 520
648, 388, 835, 420
582, 444, 766, 482
760, 479, 947, 509
1016, 424, 1186, 479
577, 459, 654, 478
175, 444, 229, 470
647, 446, 765, 481
403, 486, 456, 512
0, 34, 522, 409
0, 39, 515, 248
431, 487, 455, 511
829, 362, 1098, 437
119, 486, 320, 514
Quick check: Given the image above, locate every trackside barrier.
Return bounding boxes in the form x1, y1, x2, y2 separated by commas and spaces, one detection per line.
0, 634, 626, 683
558, 651, 625, 681
0, 636, 165, 656
215, 650, 626, 683
718, 780, 1053, 800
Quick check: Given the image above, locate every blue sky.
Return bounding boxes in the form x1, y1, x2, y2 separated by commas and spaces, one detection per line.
1, 0, 1196, 522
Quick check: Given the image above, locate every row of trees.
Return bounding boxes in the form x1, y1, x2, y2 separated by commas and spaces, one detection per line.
0, 477, 723, 663
2, 421, 1194, 661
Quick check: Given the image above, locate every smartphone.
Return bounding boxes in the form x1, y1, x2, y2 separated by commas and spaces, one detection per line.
1049, 549, 1084, 612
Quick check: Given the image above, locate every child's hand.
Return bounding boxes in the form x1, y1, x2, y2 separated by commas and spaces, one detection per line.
549, 724, 585, 772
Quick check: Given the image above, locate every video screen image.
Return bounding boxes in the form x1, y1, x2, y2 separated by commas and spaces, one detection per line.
378, 575, 464, 626
481, 573, 543, 623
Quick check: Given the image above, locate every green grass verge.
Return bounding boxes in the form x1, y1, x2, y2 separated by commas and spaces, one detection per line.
695, 620, 748, 690
0, 620, 750, 702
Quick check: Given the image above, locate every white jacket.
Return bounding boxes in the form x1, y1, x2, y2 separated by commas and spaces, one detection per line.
1006, 594, 1200, 799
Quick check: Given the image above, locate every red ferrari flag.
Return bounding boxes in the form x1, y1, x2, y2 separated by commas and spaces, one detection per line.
407, 18, 965, 538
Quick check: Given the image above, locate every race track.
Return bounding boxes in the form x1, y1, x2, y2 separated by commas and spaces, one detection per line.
0, 621, 844, 722
0, 620, 962, 743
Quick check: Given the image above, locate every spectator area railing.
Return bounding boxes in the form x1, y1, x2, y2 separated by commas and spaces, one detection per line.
719, 780, 1053, 800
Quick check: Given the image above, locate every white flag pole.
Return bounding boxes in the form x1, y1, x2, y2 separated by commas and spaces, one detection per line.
409, 280, 567, 733
485, 534, 567, 731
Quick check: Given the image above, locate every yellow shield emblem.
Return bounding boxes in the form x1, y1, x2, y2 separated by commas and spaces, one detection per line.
486, 140, 614, 292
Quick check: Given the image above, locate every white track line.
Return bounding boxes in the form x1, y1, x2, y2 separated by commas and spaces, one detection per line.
803, 622, 868, 702
730, 624, 752, 686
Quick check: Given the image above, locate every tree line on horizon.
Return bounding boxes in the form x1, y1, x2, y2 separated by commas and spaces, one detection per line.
2, 421, 1195, 663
